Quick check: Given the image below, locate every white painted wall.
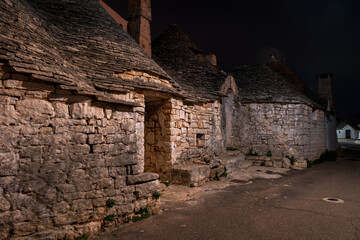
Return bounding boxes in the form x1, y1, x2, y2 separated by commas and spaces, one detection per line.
337, 125, 358, 139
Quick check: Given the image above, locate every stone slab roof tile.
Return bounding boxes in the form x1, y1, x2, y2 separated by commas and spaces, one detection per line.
152, 24, 228, 101
0, 0, 182, 100
228, 64, 323, 108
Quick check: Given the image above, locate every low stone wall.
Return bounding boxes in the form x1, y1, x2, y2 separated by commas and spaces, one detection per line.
0, 69, 159, 239
230, 102, 327, 167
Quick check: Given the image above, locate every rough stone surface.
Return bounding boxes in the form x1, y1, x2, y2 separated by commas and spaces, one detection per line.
171, 164, 211, 187
0, 0, 183, 107
144, 98, 224, 180
230, 103, 327, 164
127, 173, 159, 185
0, 72, 159, 239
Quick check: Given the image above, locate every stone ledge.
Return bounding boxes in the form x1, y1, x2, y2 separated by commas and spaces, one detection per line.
127, 172, 159, 185
171, 164, 210, 187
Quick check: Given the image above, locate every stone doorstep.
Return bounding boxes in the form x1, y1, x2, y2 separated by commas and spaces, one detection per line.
170, 154, 251, 187
127, 172, 159, 185
171, 164, 211, 187
160, 165, 291, 206
216, 154, 247, 174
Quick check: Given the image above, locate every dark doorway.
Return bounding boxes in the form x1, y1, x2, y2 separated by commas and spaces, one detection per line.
346, 130, 351, 139
144, 98, 172, 180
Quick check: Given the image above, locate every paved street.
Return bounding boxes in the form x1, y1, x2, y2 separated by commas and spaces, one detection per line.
338, 139, 360, 151
93, 148, 360, 240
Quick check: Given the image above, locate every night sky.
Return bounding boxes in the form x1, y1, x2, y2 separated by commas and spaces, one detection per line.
105, 0, 360, 117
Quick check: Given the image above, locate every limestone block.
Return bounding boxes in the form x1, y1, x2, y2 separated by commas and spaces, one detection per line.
13, 221, 37, 236
95, 178, 114, 190
70, 102, 104, 119
51, 202, 70, 215
114, 176, 126, 189
26, 89, 51, 100
112, 111, 134, 120
123, 121, 136, 133
105, 154, 138, 167
3, 80, 23, 89
130, 165, 141, 175
73, 222, 102, 238
127, 172, 159, 185
134, 180, 159, 199
16, 99, 55, 117
71, 199, 93, 213
0, 224, 11, 240
73, 181, 92, 192
88, 134, 104, 145
56, 184, 76, 194
69, 126, 96, 134
92, 144, 117, 153
53, 212, 76, 225
0, 196, 11, 212
145, 131, 155, 145
52, 118, 87, 127
53, 102, 69, 118
20, 146, 42, 159
171, 164, 210, 187
109, 166, 126, 177
0, 152, 19, 177
98, 125, 117, 135
282, 157, 291, 168
106, 134, 126, 144
64, 144, 90, 154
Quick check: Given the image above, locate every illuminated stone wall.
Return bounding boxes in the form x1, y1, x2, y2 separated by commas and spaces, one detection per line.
0, 66, 159, 239
230, 102, 327, 167
144, 98, 224, 180
169, 99, 224, 166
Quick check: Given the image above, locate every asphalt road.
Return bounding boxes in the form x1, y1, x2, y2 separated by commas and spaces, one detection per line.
338, 139, 360, 151
94, 149, 360, 240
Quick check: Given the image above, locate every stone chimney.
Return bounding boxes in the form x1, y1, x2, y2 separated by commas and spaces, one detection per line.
317, 73, 333, 102
127, 0, 152, 56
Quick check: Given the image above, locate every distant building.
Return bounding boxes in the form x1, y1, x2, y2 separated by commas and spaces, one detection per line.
337, 120, 360, 140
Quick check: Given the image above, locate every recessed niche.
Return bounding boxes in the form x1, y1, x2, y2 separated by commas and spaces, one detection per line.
196, 133, 205, 147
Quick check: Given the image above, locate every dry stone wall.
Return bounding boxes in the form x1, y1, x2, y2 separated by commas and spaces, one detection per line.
144, 98, 224, 180
0, 67, 159, 239
170, 99, 224, 166
230, 102, 327, 166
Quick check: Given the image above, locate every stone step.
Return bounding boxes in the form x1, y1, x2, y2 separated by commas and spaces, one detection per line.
171, 164, 210, 187
217, 153, 246, 173
238, 160, 253, 169
246, 155, 284, 168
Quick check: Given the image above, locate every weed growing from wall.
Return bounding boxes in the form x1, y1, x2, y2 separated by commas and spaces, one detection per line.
247, 148, 259, 156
